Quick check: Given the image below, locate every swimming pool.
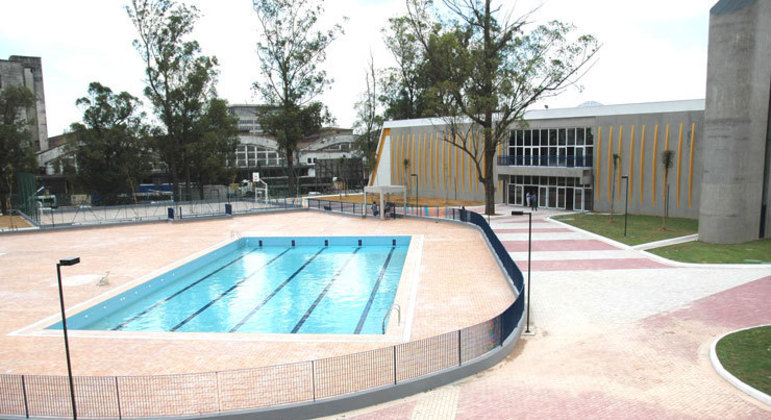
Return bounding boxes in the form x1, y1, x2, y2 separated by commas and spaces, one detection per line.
49, 236, 410, 335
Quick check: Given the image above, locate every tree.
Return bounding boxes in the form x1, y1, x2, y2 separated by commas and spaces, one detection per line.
252, 0, 343, 197
660, 149, 674, 229
0, 86, 37, 214
187, 98, 239, 199
380, 16, 434, 120
353, 54, 384, 175
66, 82, 152, 203
127, 0, 219, 201
406, 0, 599, 214
610, 153, 620, 222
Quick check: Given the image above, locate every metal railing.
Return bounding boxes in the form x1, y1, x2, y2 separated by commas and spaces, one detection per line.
0, 208, 525, 419
14, 198, 305, 229
307, 198, 462, 221
497, 154, 593, 168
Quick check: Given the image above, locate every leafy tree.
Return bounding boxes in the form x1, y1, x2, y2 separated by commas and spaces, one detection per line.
127, 0, 219, 201
252, 0, 344, 196
661, 149, 674, 229
380, 16, 434, 120
187, 98, 239, 199
353, 55, 384, 174
0, 86, 37, 213
405, 0, 599, 214
66, 82, 152, 203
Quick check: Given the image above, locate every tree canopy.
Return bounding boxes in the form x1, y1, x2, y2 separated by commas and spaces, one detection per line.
66, 82, 152, 203
127, 0, 220, 201
401, 0, 599, 214
252, 0, 344, 196
0, 85, 37, 213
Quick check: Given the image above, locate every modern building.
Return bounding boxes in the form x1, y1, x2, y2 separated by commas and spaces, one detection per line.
0, 55, 48, 152
370, 0, 770, 244
228, 104, 363, 193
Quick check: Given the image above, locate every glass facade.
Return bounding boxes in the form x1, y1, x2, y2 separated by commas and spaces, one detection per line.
505, 127, 594, 168
235, 144, 283, 168
504, 127, 595, 211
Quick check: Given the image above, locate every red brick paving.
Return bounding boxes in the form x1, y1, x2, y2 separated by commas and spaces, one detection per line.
503, 239, 619, 252
513, 258, 670, 271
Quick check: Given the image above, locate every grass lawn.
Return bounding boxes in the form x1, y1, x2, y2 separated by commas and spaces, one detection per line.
648, 238, 771, 264
716, 325, 771, 395
552, 212, 698, 246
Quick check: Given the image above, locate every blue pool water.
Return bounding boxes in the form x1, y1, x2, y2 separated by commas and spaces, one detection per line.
49, 237, 410, 335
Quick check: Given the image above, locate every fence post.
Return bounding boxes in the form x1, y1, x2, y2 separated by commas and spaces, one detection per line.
21, 375, 29, 419
458, 329, 462, 366
115, 377, 122, 419
393, 346, 397, 385
311, 360, 316, 402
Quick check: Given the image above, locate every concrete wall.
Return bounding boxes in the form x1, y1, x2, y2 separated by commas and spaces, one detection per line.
592, 110, 705, 219
699, 0, 771, 243
378, 103, 704, 219
0, 56, 48, 152
381, 120, 503, 203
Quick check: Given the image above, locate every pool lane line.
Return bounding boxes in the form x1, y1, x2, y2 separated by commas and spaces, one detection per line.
229, 247, 327, 333
170, 248, 293, 332
353, 246, 396, 334
111, 247, 262, 331
291, 247, 362, 334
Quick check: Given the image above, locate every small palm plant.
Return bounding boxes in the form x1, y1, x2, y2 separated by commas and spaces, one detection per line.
609, 153, 620, 222
661, 150, 675, 229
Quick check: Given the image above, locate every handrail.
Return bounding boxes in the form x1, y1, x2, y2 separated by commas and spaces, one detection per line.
382, 303, 401, 333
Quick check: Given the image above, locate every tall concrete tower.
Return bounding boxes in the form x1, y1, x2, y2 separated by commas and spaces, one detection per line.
699, 0, 771, 244
0, 55, 49, 152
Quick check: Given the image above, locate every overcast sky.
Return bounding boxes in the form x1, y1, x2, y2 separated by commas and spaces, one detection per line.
0, 0, 716, 137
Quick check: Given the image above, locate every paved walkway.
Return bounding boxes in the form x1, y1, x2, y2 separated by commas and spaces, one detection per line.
329, 204, 771, 419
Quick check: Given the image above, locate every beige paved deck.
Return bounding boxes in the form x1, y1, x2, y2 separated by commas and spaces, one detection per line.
0, 211, 515, 377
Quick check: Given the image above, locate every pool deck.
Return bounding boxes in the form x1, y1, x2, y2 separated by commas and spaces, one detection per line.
326, 204, 771, 419
2, 207, 769, 419
0, 211, 514, 377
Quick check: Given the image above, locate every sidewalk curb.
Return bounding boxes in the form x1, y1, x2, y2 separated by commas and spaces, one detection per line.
710, 325, 771, 406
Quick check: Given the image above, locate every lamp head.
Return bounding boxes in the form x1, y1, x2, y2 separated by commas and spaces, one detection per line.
58, 257, 80, 266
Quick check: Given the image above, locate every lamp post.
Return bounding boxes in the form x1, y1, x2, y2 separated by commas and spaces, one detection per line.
511, 210, 532, 333
57, 257, 80, 420
621, 175, 629, 237
410, 173, 418, 214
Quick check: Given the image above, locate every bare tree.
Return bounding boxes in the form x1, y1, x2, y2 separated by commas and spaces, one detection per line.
405, 0, 599, 214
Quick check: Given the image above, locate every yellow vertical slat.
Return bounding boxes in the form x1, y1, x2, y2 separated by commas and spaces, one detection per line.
607, 126, 614, 202
676, 123, 683, 208
629, 126, 635, 202
688, 123, 696, 208
452, 139, 458, 196
391, 134, 397, 184
617, 125, 623, 203
467, 138, 474, 194
663, 124, 670, 204
652, 126, 659, 206
639, 125, 646, 205
443, 135, 448, 192
595, 127, 602, 201
423, 134, 429, 188
431, 133, 436, 191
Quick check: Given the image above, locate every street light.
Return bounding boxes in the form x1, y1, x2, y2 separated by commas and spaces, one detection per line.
57, 257, 80, 420
410, 173, 418, 214
621, 175, 629, 237
511, 210, 532, 334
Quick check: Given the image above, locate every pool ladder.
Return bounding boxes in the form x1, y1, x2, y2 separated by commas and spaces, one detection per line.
382, 303, 401, 334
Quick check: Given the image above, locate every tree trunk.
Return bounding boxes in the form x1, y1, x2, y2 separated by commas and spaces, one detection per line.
483, 139, 496, 215
285, 145, 296, 197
